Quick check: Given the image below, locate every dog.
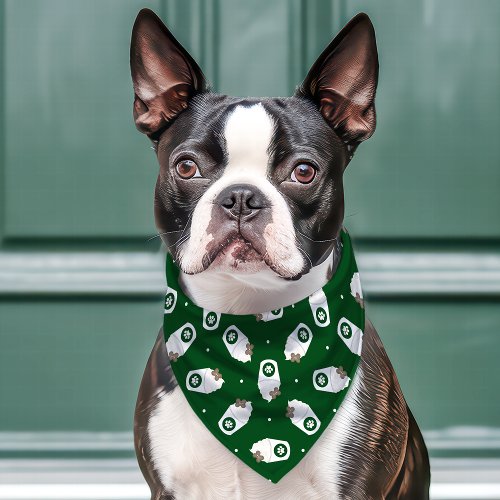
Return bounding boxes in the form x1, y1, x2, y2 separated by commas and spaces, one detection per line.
130, 9, 430, 499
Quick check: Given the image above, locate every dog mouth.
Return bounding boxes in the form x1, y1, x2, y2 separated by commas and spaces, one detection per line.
180, 231, 306, 280
206, 235, 265, 271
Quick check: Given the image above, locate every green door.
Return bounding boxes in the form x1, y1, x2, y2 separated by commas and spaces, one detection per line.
1, 0, 499, 481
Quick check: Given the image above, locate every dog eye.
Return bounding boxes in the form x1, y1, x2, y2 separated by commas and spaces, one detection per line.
175, 159, 201, 179
291, 163, 316, 184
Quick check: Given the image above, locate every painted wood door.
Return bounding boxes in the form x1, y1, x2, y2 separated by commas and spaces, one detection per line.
1, 0, 499, 463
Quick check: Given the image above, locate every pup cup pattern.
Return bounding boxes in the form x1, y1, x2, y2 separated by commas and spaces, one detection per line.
162, 228, 364, 483
218, 399, 253, 435
308, 289, 331, 327
203, 309, 221, 330
258, 360, 281, 402
164, 287, 177, 314
250, 438, 291, 463
222, 326, 253, 363
350, 272, 363, 303
257, 308, 283, 322
186, 368, 224, 394
165, 322, 196, 362
286, 399, 321, 435
337, 317, 363, 355
284, 323, 313, 362
312, 366, 351, 393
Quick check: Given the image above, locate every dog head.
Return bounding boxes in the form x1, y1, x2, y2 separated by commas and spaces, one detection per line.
130, 10, 378, 280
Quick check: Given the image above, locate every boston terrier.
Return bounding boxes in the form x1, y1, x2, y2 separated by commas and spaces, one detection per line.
130, 9, 430, 499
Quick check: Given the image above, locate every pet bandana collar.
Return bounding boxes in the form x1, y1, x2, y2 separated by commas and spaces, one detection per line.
163, 229, 365, 483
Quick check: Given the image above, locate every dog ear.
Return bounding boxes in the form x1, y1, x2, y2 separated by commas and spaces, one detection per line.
297, 13, 378, 147
130, 9, 206, 139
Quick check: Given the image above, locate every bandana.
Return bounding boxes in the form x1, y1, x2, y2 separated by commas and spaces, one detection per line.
162, 229, 364, 483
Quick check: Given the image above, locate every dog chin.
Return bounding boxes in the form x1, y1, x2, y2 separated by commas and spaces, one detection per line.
207, 238, 267, 274
179, 237, 307, 279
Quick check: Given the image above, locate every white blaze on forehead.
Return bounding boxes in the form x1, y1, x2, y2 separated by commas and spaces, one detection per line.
179, 102, 304, 277
223, 103, 274, 176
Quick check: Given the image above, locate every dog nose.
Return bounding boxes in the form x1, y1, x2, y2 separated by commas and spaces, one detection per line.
215, 184, 267, 218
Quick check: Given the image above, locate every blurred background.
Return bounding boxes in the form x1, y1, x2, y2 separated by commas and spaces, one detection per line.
0, 0, 499, 498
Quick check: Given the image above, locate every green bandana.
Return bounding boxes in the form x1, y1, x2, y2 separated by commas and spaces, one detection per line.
163, 229, 364, 483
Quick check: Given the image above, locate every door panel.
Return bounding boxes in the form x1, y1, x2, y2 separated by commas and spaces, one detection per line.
4, 0, 160, 238
1, 0, 499, 465
344, 0, 500, 238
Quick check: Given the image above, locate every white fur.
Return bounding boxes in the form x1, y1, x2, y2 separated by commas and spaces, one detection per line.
178, 104, 304, 278
178, 250, 333, 314
224, 103, 273, 177
148, 365, 364, 499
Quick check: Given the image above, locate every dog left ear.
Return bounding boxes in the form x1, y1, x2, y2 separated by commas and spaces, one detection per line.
297, 13, 378, 148
130, 9, 206, 139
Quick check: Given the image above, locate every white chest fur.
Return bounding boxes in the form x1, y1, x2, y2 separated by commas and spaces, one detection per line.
147, 366, 363, 499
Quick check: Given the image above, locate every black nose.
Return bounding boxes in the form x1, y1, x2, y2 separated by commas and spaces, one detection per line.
215, 184, 267, 218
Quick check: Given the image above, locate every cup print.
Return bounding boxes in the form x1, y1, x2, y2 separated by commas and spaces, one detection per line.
186, 368, 224, 394
337, 317, 363, 355
284, 323, 313, 363
165, 322, 196, 362
258, 359, 281, 402
287, 399, 321, 435
350, 272, 363, 300
312, 366, 350, 393
203, 309, 221, 330
308, 289, 330, 327
222, 326, 253, 363
257, 309, 283, 322
250, 438, 291, 463
218, 399, 253, 435
164, 287, 178, 314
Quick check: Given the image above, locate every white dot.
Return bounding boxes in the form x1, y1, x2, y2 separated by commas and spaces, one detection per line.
240, 379, 244, 383
266, 340, 270, 344
267, 417, 272, 422
202, 409, 206, 413
325, 345, 330, 350
206, 348, 210, 352
184, 302, 188, 306
294, 378, 299, 383
333, 408, 337, 413
234, 448, 238, 452
301, 448, 305, 452
292, 304, 295, 308
340, 294, 344, 299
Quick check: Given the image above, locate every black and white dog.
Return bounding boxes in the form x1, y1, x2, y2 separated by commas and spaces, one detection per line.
131, 9, 430, 499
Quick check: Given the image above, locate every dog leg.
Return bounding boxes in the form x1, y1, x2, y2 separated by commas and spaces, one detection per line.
135, 328, 177, 500
385, 406, 431, 499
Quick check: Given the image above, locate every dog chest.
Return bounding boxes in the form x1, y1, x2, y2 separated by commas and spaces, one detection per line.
146, 371, 363, 499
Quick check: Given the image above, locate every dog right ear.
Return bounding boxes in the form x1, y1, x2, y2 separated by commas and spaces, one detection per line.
130, 9, 206, 139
